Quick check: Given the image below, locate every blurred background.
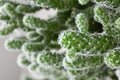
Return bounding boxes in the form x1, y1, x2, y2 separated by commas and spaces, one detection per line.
0, 37, 21, 80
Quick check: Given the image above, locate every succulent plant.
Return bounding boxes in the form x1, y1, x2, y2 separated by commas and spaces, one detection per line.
1, 0, 120, 80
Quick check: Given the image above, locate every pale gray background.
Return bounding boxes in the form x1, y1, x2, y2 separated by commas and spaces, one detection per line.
0, 37, 21, 80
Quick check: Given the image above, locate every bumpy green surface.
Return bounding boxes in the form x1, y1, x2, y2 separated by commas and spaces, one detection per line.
58, 30, 117, 54
1, 0, 120, 80
104, 49, 120, 69
63, 56, 103, 70
26, 0, 79, 9
93, 0, 120, 8
0, 2, 34, 34
0, 25, 16, 36
22, 42, 44, 53
94, 5, 120, 35
75, 13, 89, 33
23, 15, 47, 29
16, 4, 40, 13
37, 52, 64, 67
63, 50, 103, 71
5, 36, 27, 50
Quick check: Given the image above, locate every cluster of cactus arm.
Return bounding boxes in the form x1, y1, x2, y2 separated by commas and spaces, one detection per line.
1, 0, 120, 80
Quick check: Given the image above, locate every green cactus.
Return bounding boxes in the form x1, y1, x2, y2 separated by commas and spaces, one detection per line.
2, 2, 17, 17
75, 13, 89, 33
28, 62, 39, 72
1, 0, 120, 80
26, 0, 79, 9
36, 65, 66, 80
27, 31, 44, 42
17, 54, 31, 68
58, 30, 117, 54
16, 4, 41, 13
93, 0, 120, 8
63, 50, 103, 70
94, 6, 110, 26
5, 36, 27, 50
115, 17, 120, 29
78, 0, 90, 5
23, 10, 69, 31
104, 48, 120, 69
37, 52, 64, 68
23, 15, 47, 29
0, 25, 16, 36
22, 42, 44, 53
